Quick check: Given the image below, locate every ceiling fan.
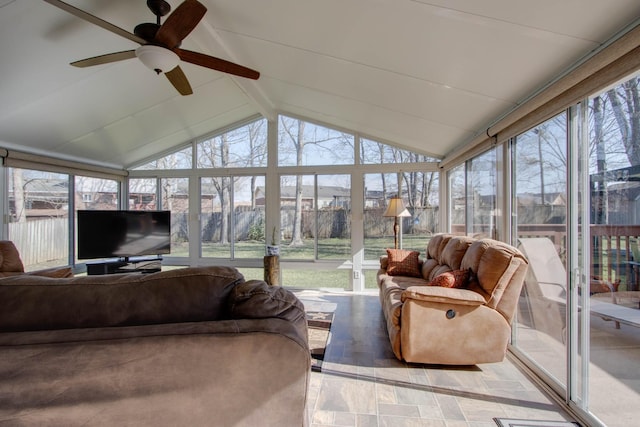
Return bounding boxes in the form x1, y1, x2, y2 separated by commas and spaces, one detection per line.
44, 0, 260, 96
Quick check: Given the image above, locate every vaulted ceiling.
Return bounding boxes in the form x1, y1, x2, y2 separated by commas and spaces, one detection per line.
1, 0, 639, 168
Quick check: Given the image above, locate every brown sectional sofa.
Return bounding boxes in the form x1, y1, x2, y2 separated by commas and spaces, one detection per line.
0, 266, 310, 426
0, 240, 73, 278
377, 234, 528, 365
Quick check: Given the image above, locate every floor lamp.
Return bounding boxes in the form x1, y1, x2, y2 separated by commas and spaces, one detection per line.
383, 197, 411, 249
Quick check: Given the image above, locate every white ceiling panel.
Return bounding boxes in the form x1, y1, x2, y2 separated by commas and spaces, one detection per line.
265, 78, 472, 158
0, 0, 639, 167
413, 0, 640, 42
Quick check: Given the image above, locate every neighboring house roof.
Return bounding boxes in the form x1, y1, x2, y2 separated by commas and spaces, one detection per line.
22, 179, 68, 194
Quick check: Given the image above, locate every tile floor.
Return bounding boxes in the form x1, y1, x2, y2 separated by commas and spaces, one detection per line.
297, 290, 576, 427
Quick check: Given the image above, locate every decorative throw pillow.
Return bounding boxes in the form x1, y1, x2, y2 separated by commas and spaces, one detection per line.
386, 249, 422, 278
428, 269, 470, 288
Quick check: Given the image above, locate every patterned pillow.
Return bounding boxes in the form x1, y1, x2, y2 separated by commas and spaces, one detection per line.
428, 269, 470, 288
386, 249, 422, 277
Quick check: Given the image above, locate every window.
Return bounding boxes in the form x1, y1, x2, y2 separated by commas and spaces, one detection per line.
161, 178, 189, 257
197, 119, 267, 168
278, 116, 354, 166
279, 174, 351, 260
128, 178, 157, 210
364, 172, 438, 259
511, 112, 569, 387
134, 146, 192, 170
448, 164, 465, 235
467, 148, 497, 239
360, 138, 438, 164
76, 176, 118, 209
200, 175, 265, 259
7, 167, 69, 270
124, 113, 441, 290
580, 75, 640, 425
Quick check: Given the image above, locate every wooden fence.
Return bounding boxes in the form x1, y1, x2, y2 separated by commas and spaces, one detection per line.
9, 219, 68, 266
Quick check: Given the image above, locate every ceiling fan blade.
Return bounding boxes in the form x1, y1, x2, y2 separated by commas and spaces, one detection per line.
71, 50, 137, 68
43, 0, 146, 45
177, 49, 260, 80
165, 66, 194, 96
154, 0, 207, 49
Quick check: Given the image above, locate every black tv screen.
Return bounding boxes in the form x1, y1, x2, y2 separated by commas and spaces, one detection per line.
77, 210, 171, 260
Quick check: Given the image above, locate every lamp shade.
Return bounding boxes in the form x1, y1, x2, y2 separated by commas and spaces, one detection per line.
383, 197, 410, 217
135, 45, 180, 74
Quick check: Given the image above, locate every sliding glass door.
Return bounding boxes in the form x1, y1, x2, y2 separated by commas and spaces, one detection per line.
511, 113, 569, 389
577, 76, 640, 426
509, 74, 640, 426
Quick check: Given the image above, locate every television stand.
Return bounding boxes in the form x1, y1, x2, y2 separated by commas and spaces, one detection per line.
86, 257, 162, 275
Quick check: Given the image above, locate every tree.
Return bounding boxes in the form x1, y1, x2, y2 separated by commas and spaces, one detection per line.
279, 116, 353, 247
592, 95, 608, 224
246, 120, 267, 208
607, 77, 640, 166
200, 135, 231, 244
11, 168, 26, 223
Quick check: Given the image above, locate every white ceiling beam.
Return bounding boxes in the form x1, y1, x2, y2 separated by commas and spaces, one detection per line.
198, 20, 276, 121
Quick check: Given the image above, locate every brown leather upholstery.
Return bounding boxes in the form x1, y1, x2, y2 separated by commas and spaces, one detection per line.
0, 267, 310, 426
377, 234, 528, 365
0, 240, 25, 273
0, 240, 72, 278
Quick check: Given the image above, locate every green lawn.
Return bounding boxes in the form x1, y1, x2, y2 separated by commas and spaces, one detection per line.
171, 234, 431, 259
168, 234, 432, 289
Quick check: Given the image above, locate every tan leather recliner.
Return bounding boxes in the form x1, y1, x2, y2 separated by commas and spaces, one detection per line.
377, 234, 529, 365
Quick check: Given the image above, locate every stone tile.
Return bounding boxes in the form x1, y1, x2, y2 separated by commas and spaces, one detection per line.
334, 411, 357, 426
312, 410, 334, 425
376, 382, 397, 404
442, 421, 469, 427
378, 402, 421, 418
355, 413, 379, 427
418, 403, 444, 420
434, 394, 466, 421
316, 377, 377, 414
301, 292, 570, 427
379, 415, 446, 427
395, 384, 438, 406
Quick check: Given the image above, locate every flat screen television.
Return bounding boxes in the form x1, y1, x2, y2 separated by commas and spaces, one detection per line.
77, 210, 171, 260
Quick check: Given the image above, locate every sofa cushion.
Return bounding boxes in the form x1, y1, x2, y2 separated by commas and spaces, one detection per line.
401, 285, 486, 306
428, 269, 470, 288
461, 239, 527, 309
440, 236, 474, 269
386, 249, 422, 277
426, 234, 450, 260
0, 266, 245, 332
227, 280, 305, 323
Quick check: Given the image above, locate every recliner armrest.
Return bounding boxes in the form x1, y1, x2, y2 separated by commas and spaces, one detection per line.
401, 285, 486, 306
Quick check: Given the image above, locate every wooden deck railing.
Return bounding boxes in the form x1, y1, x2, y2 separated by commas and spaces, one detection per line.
453, 223, 640, 290
516, 224, 640, 290
590, 225, 640, 290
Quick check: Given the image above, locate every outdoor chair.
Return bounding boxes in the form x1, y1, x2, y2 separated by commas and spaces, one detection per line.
519, 237, 640, 333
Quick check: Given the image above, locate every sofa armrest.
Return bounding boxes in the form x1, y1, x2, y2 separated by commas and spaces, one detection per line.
24, 266, 74, 278
227, 280, 306, 324
401, 285, 486, 306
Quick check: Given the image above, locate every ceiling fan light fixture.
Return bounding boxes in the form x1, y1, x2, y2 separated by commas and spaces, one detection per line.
135, 45, 180, 74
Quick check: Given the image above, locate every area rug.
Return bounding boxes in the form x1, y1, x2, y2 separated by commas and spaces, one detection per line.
494, 419, 580, 427
306, 311, 334, 372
